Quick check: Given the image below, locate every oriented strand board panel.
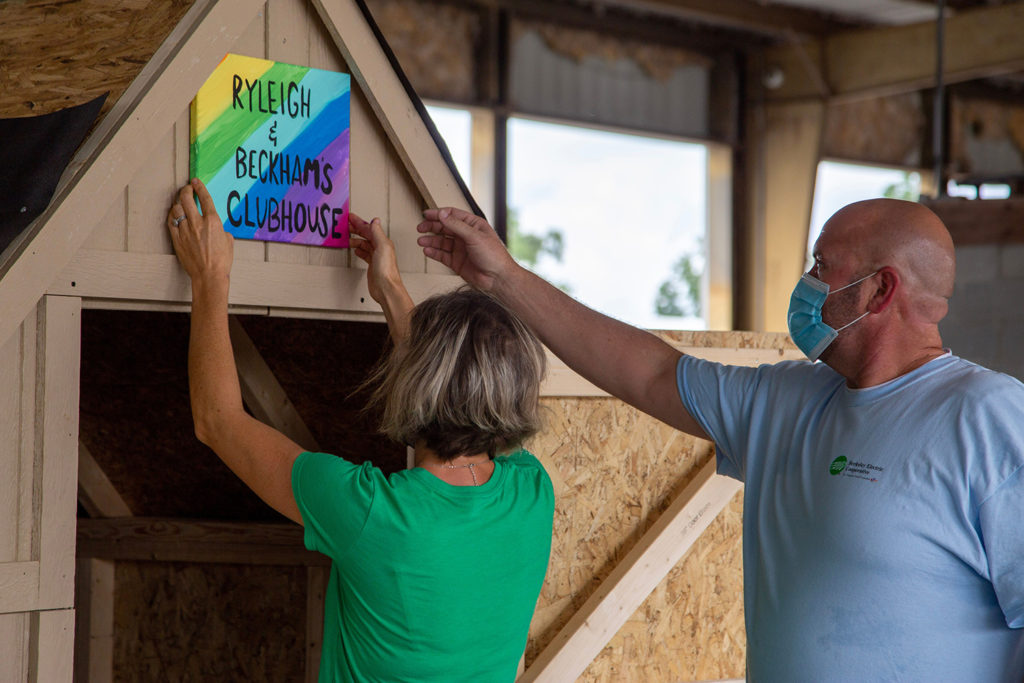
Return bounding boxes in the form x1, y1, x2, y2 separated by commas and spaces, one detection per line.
114, 561, 307, 682
524, 331, 795, 681
0, 0, 198, 119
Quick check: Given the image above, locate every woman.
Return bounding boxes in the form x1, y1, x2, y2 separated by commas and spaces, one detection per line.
167, 179, 554, 682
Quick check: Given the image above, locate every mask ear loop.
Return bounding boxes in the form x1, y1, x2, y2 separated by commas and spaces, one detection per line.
830, 270, 879, 332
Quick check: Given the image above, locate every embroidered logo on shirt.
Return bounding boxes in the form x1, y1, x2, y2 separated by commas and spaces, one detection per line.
829, 455, 883, 482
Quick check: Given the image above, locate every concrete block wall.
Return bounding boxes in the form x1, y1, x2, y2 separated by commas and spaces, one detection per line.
940, 243, 1024, 381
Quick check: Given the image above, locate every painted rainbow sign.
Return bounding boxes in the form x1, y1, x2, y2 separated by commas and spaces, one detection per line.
190, 53, 351, 248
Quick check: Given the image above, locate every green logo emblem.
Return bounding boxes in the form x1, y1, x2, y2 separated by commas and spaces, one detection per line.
829, 456, 848, 476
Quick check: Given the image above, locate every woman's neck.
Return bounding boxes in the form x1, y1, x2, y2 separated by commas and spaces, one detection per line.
414, 443, 494, 486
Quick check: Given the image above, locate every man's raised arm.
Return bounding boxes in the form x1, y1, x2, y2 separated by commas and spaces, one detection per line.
417, 207, 708, 439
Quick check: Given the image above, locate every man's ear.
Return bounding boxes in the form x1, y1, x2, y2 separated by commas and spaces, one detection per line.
867, 267, 898, 313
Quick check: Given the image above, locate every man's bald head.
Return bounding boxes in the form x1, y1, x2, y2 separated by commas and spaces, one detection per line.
818, 198, 955, 323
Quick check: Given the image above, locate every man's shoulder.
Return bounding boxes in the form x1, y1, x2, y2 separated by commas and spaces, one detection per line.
935, 354, 1024, 395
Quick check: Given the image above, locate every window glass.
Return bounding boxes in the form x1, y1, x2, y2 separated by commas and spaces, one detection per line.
425, 104, 472, 182
808, 161, 921, 265
508, 118, 707, 330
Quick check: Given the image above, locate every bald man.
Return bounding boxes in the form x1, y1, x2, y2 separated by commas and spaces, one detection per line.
416, 199, 1024, 682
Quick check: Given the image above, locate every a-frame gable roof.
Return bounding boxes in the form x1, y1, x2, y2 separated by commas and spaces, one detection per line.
0, 0, 477, 347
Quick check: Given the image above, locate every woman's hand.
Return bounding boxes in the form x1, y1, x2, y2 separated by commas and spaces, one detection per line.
349, 212, 414, 343
167, 178, 234, 286
350, 212, 402, 307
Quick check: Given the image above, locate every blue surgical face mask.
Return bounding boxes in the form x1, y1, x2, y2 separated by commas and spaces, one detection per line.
787, 271, 876, 361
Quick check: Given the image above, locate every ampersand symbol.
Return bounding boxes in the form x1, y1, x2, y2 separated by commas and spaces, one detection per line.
269, 121, 278, 147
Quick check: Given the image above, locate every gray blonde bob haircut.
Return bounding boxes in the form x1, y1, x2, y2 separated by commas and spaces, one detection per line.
367, 288, 546, 460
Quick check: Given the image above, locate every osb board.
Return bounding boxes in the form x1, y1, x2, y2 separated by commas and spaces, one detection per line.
114, 561, 306, 682
521, 331, 794, 681
524, 400, 744, 682
0, 0, 196, 118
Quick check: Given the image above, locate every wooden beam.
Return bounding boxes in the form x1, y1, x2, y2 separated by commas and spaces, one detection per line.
0, 0, 263, 348
229, 316, 321, 451
920, 197, 1024, 245
598, 0, 849, 38
742, 99, 824, 332
77, 441, 132, 518
310, 0, 471, 211
305, 567, 328, 683
51, 249, 462, 313
76, 518, 328, 566
74, 558, 115, 683
36, 296, 81, 612
520, 458, 742, 682
762, 2, 1024, 103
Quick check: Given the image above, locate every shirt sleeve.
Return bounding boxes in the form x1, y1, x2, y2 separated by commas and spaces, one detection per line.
979, 463, 1024, 628
675, 355, 768, 482
291, 451, 377, 561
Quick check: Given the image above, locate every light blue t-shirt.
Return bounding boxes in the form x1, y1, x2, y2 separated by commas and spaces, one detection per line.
677, 353, 1024, 682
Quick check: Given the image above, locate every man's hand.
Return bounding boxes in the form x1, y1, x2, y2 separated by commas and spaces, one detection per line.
167, 177, 234, 285
416, 207, 518, 293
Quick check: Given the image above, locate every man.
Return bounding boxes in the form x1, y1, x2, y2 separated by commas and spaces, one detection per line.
416, 198, 1024, 681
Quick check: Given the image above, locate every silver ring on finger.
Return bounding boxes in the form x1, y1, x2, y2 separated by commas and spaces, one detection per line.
172, 214, 186, 227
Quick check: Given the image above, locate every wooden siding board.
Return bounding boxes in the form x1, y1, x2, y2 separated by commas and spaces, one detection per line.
307, 0, 352, 269
29, 608, 75, 683
0, 562, 41, 614
36, 296, 81, 610
84, 188, 128, 252
17, 307, 37, 562
231, 3, 273, 264
0, 313, 24, 563
267, 0, 316, 267
0, 0, 265, 349
0, 612, 29, 681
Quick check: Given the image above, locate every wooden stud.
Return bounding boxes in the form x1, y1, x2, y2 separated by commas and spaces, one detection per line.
73, 558, 115, 683
231, 3, 273, 264
0, 612, 29, 680
36, 296, 82, 612
348, 83, 390, 274
307, 0, 353, 270
305, 566, 328, 683
76, 518, 327, 566
29, 608, 75, 683
266, 0, 315, 267
762, 2, 1024, 103
228, 315, 320, 450
520, 458, 741, 682
78, 442, 133, 519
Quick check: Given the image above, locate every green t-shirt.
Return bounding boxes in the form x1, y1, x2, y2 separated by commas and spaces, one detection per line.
292, 449, 555, 682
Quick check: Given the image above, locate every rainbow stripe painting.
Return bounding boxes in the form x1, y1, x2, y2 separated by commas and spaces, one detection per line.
190, 53, 350, 248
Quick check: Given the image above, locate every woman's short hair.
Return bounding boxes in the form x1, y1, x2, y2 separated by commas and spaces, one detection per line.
367, 288, 545, 460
